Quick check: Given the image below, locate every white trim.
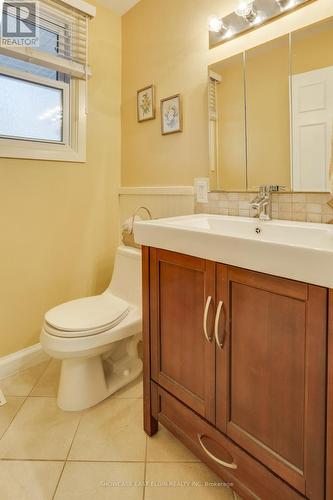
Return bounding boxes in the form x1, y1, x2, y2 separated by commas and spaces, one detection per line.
59, 0, 96, 17
0, 343, 49, 380
0, 73, 87, 162
0, 46, 91, 80
0, 64, 68, 89
119, 186, 195, 196
0, 64, 70, 144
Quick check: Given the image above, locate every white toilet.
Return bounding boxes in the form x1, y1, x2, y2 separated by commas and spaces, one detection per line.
40, 245, 142, 411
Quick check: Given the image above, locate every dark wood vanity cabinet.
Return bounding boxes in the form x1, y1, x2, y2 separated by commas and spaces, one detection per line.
216, 265, 327, 498
143, 247, 330, 500
149, 248, 216, 423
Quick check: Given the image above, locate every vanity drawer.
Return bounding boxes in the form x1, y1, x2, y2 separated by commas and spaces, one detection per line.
152, 383, 305, 500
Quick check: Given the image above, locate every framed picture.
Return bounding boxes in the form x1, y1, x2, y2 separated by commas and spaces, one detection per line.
161, 94, 183, 135
137, 85, 155, 122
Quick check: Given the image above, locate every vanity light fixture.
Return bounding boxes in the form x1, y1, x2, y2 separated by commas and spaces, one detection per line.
208, 16, 234, 39
276, 0, 298, 10
209, 0, 316, 48
235, 0, 257, 23
208, 15, 227, 33
223, 27, 235, 39
252, 10, 268, 26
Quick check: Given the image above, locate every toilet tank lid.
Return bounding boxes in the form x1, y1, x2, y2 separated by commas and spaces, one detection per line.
45, 294, 129, 332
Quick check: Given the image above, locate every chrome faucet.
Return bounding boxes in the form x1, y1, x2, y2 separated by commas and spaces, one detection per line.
250, 185, 286, 221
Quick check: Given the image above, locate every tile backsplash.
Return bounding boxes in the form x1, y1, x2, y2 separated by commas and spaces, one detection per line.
196, 192, 333, 224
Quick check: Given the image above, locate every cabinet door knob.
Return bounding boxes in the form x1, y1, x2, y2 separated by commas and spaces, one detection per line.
203, 296, 213, 342
214, 300, 226, 349
197, 434, 238, 470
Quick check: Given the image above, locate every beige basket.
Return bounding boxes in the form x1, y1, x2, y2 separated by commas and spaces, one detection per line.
122, 230, 141, 249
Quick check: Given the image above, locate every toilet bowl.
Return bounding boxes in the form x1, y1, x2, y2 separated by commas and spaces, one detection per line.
40, 245, 143, 411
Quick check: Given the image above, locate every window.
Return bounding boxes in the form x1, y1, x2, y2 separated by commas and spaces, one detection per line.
0, 0, 96, 161
0, 72, 66, 142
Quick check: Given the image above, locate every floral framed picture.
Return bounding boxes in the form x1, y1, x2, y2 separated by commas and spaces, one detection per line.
137, 85, 155, 122
161, 94, 183, 135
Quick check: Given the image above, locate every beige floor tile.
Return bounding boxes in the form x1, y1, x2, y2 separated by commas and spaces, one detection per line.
54, 461, 145, 500
0, 362, 49, 397
0, 397, 25, 438
147, 426, 200, 462
111, 374, 143, 399
0, 460, 63, 500
0, 397, 81, 460
30, 360, 61, 397
145, 462, 234, 500
69, 398, 146, 461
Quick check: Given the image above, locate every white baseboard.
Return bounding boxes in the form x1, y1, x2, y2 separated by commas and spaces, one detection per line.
0, 343, 49, 380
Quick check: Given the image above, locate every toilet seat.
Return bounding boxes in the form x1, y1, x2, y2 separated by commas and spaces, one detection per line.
44, 293, 129, 338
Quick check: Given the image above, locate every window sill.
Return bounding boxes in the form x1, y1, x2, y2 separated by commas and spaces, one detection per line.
0, 139, 86, 162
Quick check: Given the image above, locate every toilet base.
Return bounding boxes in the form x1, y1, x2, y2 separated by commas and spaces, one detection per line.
57, 334, 142, 411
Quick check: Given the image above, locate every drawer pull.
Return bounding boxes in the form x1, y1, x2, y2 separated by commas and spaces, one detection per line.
203, 296, 213, 342
197, 433, 238, 470
214, 300, 226, 349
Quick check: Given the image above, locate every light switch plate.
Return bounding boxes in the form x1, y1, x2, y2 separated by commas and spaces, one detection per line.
195, 177, 210, 203
0, 388, 7, 406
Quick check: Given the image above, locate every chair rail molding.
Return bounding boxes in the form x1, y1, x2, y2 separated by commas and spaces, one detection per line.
119, 186, 194, 196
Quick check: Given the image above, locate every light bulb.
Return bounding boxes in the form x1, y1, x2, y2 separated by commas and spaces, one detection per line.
208, 16, 225, 33
235, 0, 257, 22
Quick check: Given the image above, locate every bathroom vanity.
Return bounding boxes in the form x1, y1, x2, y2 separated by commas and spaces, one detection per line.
135, 214, 333, 500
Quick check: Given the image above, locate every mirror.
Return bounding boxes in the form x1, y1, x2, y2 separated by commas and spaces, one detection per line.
209, 16, 333, 192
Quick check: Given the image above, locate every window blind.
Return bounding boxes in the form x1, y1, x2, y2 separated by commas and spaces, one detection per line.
0, 0, 95, 79
208, 77, 218, 122
208, 72, 221, 173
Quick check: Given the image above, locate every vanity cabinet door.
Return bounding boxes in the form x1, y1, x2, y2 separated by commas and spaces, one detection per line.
149, 248, 216, 424
215, 265, 327, 499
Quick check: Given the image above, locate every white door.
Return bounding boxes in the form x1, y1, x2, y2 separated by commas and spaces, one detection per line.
291, 66, 333, 192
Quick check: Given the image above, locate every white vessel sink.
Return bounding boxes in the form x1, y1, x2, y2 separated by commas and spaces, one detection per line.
134, 214, 333, 288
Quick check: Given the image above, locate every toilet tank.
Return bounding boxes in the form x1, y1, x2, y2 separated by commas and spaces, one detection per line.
107, 246, 142, 307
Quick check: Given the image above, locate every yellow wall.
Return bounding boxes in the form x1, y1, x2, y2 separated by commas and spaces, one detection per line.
121, 0, 218, 186
0, 2, 121, 357
122, 0, 333, 187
